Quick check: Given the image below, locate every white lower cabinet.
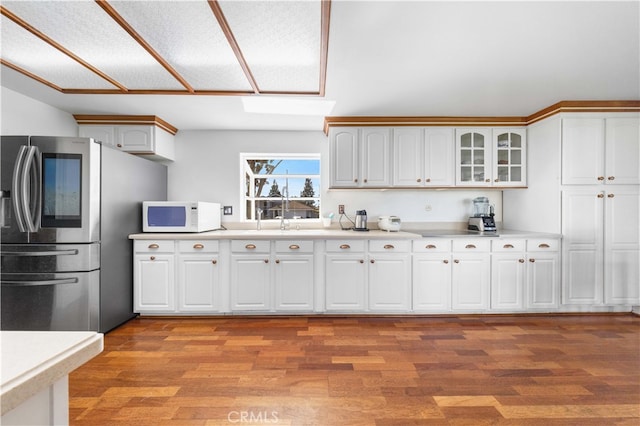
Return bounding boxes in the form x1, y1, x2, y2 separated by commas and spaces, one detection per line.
451, 240, 491, 310
230, 240, 272, 311
413, 239, 452, 311
368, 240, 411, 311
274, 241, 315, 311
134, 240, 176, 313
325, 240, 367, 311
491, 239, 526, 310
177, 241, 220, 312
526, 239, 560, 309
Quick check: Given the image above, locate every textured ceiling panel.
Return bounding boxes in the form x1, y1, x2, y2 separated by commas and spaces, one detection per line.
2, 0, 184, 90
0, 14, 119, 90
220, 0, 321, 92
109, 0, 252, 91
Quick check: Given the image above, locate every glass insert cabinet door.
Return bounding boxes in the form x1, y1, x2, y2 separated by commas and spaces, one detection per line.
456, 129, 491, 185
493, 129, 527, 186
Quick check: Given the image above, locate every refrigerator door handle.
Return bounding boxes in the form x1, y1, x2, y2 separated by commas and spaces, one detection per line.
1, 277, 79, 286
0, 249, 79, 257
12, 145, 29, 232
21, 146, 41, 233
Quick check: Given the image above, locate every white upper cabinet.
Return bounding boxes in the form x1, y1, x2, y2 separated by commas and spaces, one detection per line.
330, 128, 359, 187
493, 129, 527, 186
393, 127, 454, 187
360, 128, 391, 187
455, 129, 492, 186
79, 124, 175, 161
562, 117, 640, 185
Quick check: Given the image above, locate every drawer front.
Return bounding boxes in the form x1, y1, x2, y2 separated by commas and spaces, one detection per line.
325, 240, 366, 252
527, 239, 559, 252
369, 240, 410, 252
134, 240, 175, 253
492, 239, 525, 252
452, 239, 491, 252
178, 240, 219, 253
275, 240, 314, 253
231, 240, 270, 253
413, 239, 451, 253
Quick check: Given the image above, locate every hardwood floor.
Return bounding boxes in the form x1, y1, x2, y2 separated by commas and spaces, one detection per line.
69, 314, 640, 425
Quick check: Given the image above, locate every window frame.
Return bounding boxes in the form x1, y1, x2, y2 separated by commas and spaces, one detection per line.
240, 153, 321, 223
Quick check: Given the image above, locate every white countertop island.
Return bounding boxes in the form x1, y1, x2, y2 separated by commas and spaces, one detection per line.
1, 331, 103, 425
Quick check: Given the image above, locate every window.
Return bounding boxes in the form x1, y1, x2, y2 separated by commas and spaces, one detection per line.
242, 154, 321, 221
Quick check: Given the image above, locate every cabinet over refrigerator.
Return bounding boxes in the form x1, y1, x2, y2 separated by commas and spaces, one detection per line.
1, 136, 167, 332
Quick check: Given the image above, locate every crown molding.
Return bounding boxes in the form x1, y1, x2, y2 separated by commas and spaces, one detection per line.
73, 114, 178, 135
323, 100, 640, 134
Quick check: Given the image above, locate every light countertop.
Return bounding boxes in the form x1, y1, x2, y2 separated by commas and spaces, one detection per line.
1, 331, 103, 415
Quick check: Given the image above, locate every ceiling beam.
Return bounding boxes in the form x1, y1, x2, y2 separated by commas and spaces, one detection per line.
319, 0, 331, 97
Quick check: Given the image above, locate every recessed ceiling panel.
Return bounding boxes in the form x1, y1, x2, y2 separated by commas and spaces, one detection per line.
0, 15, 119, 90
109, 0, 252, 92
2, 0, 184, 90
220, 0, 322, 93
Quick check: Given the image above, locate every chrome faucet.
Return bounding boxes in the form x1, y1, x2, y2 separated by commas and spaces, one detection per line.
280, 184, 290, 231
256, 208, 263, 230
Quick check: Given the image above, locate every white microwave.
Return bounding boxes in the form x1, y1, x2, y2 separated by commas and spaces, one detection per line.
143, 201, 221, 233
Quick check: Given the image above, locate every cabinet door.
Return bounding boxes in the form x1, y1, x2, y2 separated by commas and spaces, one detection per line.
413, 254, 451, 311
274, 255, 314, 311
178, 255, 219, 312
392, 127, 423, 186
562, 190, 604, 304
526, 253, 559, 309
605, 118, 640, 185
134, 254, 175, 312
361, 128, 391, 187
491, 253, 525, 310
451, 253, 490, 310
424, 128, 454, 186
230, 255, 271, 311
562, 118, 604, 185
117, 125, 154, 152
368, 254, 411, 311
79, 125, 115, 148
493, 129, 526, 187
325, 255, 366, 311
604, 188, 640, 304
456, 129, 492, 186
330, 128, 359, 187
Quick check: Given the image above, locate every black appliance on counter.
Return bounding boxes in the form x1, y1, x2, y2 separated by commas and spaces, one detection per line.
1, 136, 167, 332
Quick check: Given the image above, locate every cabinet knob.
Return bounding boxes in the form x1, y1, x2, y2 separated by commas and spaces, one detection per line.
370, 259, 375, 264
597, 193, 604, 198
494, 178, 499, 182
426, 244, 437, 249
597, 176, 605, 181
607, 193, 615, 198
340, 244, 351, 250
364, 179, 368, 183
193, 243, 204, 249
443, 259, 449, 264
503, 244, 514, 249
383, 244, 395, 249
454, 259, 460, 263
529, 258, 536, 263
426, 178, 431, 183
608, 176, 615, 181
246, 244, 257, 250
359, 259, 364, 264
519, 259, 525, 263
354, 178, 358, 183
148, 243, 159, 249
485, 179, 491, 183
264, 259, 269, 263
116, 143, 123, 148
150, 256, 156, 261
417, 178, 421, 183
538, 243, 550, 249
212, 259, 217, 264
465, 244, 476, 249
289, 244, 300, 250
275, 259, 280, 264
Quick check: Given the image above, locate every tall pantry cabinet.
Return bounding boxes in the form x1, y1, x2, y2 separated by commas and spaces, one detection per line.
504, 113, 639, 309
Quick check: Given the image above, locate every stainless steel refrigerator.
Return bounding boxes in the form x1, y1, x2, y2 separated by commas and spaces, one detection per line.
1, 136, 167, 332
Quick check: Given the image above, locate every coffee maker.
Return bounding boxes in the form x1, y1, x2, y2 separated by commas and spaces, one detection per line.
467, 197, 496, 232
354, 210, 368, 231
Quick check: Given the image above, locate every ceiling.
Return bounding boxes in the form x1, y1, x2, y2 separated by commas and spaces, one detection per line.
1, 1, 639, 132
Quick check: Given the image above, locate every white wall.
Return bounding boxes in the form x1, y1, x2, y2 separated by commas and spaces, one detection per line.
169, 129, 503, 226
1, 87, 78, 136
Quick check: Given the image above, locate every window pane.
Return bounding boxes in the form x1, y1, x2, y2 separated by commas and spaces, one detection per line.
250, 159, 319, 175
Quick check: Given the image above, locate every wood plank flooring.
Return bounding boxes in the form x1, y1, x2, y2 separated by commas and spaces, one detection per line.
69, 314, 640, 425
